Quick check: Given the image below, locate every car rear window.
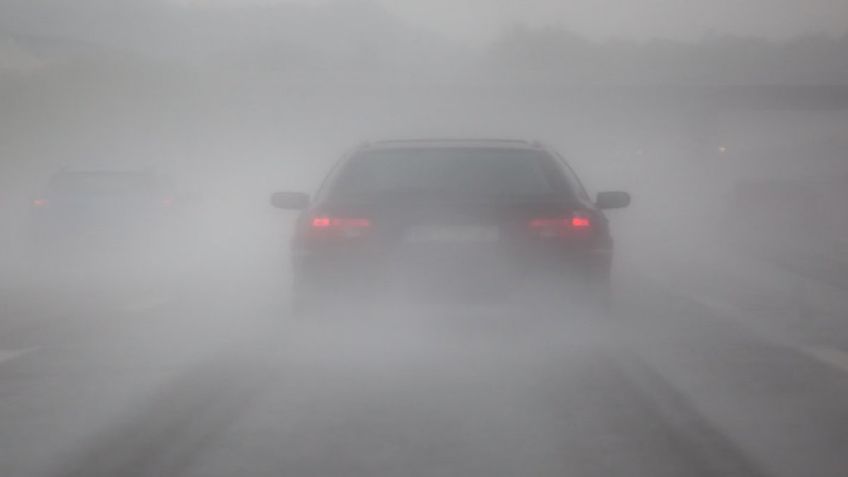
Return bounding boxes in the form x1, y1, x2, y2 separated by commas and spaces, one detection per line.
329, 148, 561, 200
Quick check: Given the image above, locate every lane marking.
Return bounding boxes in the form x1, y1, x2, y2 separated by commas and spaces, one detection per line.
681, 290, 848, 377
636, 270, 848, 377
800, 346, 848, 375
664, 285, 848, 377
0, 347, 38, 366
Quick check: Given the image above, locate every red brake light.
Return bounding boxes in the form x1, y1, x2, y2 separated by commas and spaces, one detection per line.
312, 217, 331, 228
571, 215, 591, 228
32, 198, 49, 208
311, 217, 371, 229
529, 212, 592, 238
308, 216, 372, 238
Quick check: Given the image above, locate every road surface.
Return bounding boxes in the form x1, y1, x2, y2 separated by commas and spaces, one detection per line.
1, 256, 847, 477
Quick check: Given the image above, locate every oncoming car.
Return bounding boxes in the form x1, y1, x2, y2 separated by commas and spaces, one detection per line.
271, 139, 630, 314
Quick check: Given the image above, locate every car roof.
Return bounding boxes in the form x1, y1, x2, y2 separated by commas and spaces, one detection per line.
361, 138, 548, 152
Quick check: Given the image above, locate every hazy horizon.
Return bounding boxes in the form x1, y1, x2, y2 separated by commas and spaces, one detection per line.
178, 0, 848, 44
1, 0, 847, 48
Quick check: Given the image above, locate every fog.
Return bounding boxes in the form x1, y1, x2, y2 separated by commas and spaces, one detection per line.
1, 2, 848, 477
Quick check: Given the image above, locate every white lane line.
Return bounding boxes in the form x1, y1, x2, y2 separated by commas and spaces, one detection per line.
672, 289, 848, 377
800, 346, 848, 375
0, 347, 38, 366
635, 270, 848, 377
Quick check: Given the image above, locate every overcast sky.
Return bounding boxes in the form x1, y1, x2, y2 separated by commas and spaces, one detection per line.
179, 0, 848, 44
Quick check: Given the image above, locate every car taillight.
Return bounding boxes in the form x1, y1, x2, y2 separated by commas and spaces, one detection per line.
571, 215, 591, 228
529, 212, 592, 238
162, 196, 175, 207
307, 216, 372, 238
32, 198, 49, 208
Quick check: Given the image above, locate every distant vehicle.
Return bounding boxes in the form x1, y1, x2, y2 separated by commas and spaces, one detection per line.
271, 140, 630, 313
29, 170, 178, 253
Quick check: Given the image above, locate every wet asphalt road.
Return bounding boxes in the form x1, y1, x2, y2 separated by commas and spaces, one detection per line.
1, 265, 848, 477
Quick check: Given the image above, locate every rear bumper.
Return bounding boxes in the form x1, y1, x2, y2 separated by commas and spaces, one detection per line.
292, 247, 612, 305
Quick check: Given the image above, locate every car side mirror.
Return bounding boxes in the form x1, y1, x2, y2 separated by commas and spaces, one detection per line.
596, 191, 631, 210
270, 191, 310, 210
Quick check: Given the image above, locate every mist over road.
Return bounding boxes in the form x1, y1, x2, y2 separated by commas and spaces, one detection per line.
3, 2, 848, 475
1, 215, 848, 477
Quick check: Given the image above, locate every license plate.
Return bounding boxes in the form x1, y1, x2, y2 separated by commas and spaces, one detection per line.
405, 225, 500, 244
